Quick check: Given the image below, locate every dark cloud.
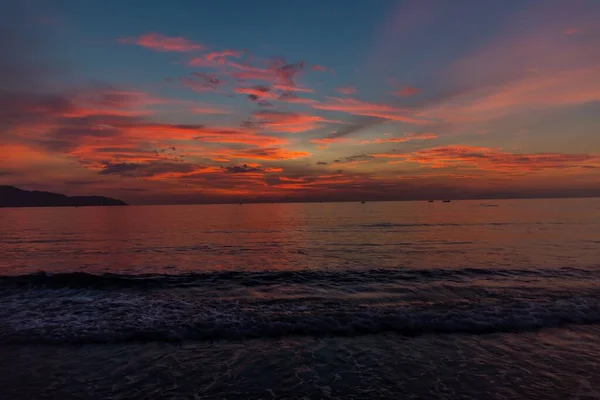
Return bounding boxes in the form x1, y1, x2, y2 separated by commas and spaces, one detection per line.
342, 154, 372, 162
99, 163, 140, 176
99, 161, 197, 178
189, 72, 221, 89
119, 187, 149, 192
278, 91, 296, 101
258, 100, 273, 107
173, 123, 205, 130
316, 161, 328, 165
43, 123, 121, 152
223, 164, 263, 173
328, 116, 386, 138
64, 179, 108, 186
0, 92, 73, 132
274, 60, 305, 85
265, 175, 282, 186
0, 169, 16, 177
253, 85, 270, 93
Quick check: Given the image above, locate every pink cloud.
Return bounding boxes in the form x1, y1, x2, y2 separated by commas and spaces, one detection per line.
362, 132, 437, 144
392, 86, 420, 97
188, 50, 243, 66
230, 59, 305, 86
311, 65, 334, 73
563, 27, 582, 35
420, 67, 600, 124
234, 85, 276, 99
118, 33, 204, 52
272, 84, 314, 93
205, 50, 243, 62
336, 86, 357, 95
190, 106, 230, 115
278, 91, 315, 104
313, 97, 430, 124
429, 4, 600, 126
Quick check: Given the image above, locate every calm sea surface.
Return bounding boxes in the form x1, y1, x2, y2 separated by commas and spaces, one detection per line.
1, 198, 600, 399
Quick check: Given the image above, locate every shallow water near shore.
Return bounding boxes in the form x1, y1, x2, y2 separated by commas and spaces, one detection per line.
1, 199, 600, 398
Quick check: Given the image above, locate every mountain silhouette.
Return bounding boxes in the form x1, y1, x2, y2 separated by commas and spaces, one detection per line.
0, 186, 127, 208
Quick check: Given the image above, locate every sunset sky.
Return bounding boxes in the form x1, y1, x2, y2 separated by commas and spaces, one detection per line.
2, 0, 599, 204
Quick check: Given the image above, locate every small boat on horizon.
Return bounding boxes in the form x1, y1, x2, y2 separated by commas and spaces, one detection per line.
442, 200, 451, 203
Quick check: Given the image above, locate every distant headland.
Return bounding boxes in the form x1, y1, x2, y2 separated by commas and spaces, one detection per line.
0, 186, 127, 208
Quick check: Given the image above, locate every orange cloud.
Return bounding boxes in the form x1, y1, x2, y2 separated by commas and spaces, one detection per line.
313, 97, 429, 124
1, 144, 61, 169
251, 111, 335, 133
310, 137, 347, 145
373, 145, 599, 172
370, 153, 407, 159
123, 123, 285, 147
228, 147, 310, 160
194, 132, 286, 147
362, 132, 437, 144
118, 33, 204, 52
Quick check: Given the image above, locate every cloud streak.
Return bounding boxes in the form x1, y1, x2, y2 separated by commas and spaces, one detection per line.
373, 145, 599, 172
362, 132, 437, 144
251, 110, 336, 133
118, 33, 204, 52
313, 97, 430, 125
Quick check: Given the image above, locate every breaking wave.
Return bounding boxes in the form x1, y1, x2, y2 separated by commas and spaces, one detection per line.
0, 267, 597, 289
2, 268, 600, 344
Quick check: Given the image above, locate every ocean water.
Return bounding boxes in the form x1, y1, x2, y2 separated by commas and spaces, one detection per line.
1, 198, 600, 399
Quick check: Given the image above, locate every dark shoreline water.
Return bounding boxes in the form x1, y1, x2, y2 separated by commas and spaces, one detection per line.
2, 327, 600, 399
2, 267, 600, 345
1, 199, 600, 398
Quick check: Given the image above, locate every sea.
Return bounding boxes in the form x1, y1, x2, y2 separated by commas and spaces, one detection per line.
1, 198, 600, 399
